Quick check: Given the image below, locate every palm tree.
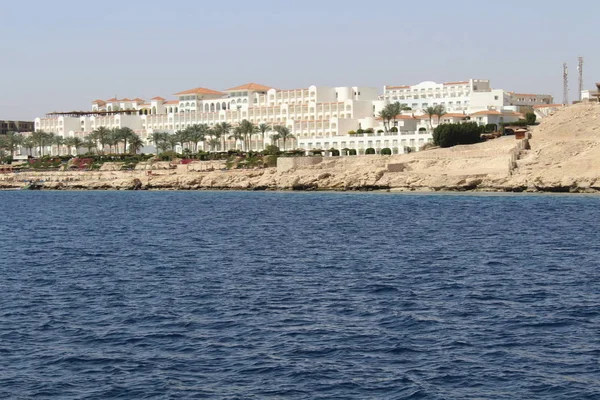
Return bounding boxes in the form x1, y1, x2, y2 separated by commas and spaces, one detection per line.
31, 130, 50, 156
229, 126, 244, 151
257, 123, 271, 151
63, 137, 76, 155
107, 128, 120, 154
0, 131, 23, 159
434, 105, 447, 126
71, 137, 83, 155
187, 124, 206, 153
117, 127, 135, 154
378, 108, 392, 132
272, 125, 295, 150
388, 102, 410, 129
82, 136, 97, 154
22, 137, 35, 157
423, 106, 437, 131
151, 132, 168, 154
214, 122, 232, 151
207, 137, 220, 152
210, 127, 222, 152
52, 135, 65, 156
174, 129, 189, 153
167, 133, 179, 152
239, 119, 256, 152
92, 126, 111, 154
128, 134, 144, 154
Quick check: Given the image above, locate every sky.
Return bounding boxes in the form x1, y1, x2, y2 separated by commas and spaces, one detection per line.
1, 0, 598, 120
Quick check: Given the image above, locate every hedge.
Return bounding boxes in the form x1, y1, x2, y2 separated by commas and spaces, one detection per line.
432, 122, 481, 148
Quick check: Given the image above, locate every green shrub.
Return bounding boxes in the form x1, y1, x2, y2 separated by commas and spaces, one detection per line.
348, 149, 357, 156
432, 122, 482, 148
158, 150, 178, 161
390, 127, 398, 132
356, 128, 364, 134
283, 149, 305, 157
381, 148, 392, 155
329, 148, 340, 156
348, 130, 356, 135
377, 130, 384, 133
525, 112, 537, 125
263, 155, 278, 167
485, 123, 497, 133
365, 128, 374, 133
365, 148, 376, 155
419, 127, 427, 132
263, 145, 280, 156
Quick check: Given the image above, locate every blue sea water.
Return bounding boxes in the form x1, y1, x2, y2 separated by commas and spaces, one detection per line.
0, 191, 599, 399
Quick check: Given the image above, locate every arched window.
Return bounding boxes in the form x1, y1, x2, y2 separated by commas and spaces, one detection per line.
107, 105, 112, 111
221, 102, 226, 110
169, 107, 173, 113
210, 104, 215, 112
185, 102, 190, 107
152, 106, 157, 115
175, 107, 178, 113
216, 103, 221, 111
204, 104, 209, 112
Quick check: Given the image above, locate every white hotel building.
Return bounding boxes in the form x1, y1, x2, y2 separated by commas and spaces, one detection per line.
35, 79, 552, 155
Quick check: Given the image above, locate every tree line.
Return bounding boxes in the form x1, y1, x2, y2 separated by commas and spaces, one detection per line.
0, 120, 296, 161
149, 120, 295, 154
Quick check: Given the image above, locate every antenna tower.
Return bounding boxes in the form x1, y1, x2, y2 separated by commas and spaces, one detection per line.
577, 57, 584, 101
563, 63, 569, 105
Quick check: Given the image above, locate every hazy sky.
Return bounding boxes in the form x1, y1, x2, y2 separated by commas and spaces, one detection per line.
1, 0, 598, 120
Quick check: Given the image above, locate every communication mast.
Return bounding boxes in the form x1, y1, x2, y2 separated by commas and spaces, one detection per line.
563, 63, 569, 105
578, 57, 584, 101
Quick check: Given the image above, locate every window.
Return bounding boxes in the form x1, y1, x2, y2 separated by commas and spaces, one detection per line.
494, 96, 498, 100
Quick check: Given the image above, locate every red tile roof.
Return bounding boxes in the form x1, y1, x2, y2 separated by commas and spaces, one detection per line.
225, 83, 272, 92
387, 85, 410, 89
174, 87, 225, 96
151, 96, 166, 101
470, 110, 502, 116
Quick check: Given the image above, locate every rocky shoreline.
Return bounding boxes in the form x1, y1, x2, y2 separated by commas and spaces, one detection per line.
3, 103, 600, 194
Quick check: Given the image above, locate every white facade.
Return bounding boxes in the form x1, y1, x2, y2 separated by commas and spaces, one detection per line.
384, 79, 552, 113
34, 79, 552, 155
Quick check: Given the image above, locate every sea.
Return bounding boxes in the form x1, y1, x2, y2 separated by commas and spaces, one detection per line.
0, 191, 599, 399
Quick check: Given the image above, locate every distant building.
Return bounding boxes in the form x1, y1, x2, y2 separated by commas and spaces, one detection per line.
33, 79, 552, 155
1, 120, 34, 135
581, 83, 600, 102
383, 79, 553, 113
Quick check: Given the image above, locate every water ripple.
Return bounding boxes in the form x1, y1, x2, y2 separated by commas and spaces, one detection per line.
0, 191, 599, 399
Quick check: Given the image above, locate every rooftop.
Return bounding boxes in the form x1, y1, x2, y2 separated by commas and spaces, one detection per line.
174, 87, 225, 96
225, 83, 272, 92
